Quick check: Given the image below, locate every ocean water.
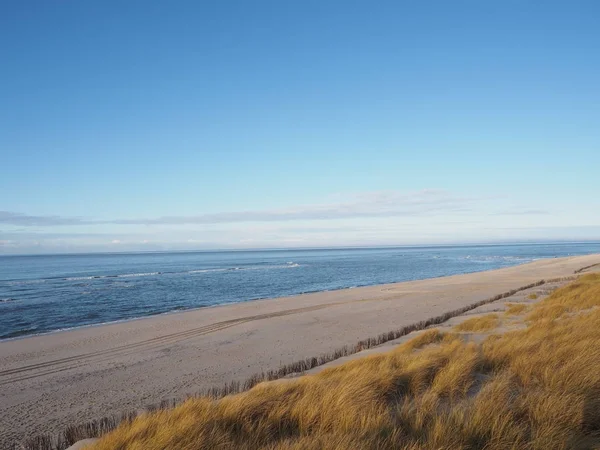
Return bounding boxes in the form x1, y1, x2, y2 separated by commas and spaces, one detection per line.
1, 242, 599, 340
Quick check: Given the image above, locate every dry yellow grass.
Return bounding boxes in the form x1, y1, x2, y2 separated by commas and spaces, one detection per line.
528, 293, 538, 300
91, 273, 600, 450
505, 303, 528, 315
453, 313, 500, 332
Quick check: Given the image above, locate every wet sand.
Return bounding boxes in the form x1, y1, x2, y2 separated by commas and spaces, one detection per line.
1, 254, 599, 447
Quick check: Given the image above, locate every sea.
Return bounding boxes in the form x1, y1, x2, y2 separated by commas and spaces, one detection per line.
1, 242, 599, 340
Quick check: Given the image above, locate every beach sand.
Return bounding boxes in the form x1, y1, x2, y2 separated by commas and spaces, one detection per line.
1, 254, 599, 447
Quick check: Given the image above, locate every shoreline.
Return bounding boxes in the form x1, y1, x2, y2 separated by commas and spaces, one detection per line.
2, 256, 549, 343
2, 254, 600, 447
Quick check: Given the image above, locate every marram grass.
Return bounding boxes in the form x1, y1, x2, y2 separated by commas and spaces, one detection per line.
88, 273, 600, 450
453, 313, 500, 332
505, 303, 528, 315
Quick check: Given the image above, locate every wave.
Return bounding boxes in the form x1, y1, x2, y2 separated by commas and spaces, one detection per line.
0, 297, 17, 303
188, 263, 301, 274
460, 255, 538, 264
20, 264, 304, 283
6, 278, 47, 286
0, 326, 39, 340
227, 263, 300, 271
64, 272, 161, 281
3, 262, 305, 286
188, 268, 230, 274
117, 272, 161, 278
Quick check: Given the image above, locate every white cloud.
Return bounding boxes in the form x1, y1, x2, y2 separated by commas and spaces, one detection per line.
0, 211, 86, 226
3, 189, 593, 254
111, 189, 472, 225
0, 190, 483, 228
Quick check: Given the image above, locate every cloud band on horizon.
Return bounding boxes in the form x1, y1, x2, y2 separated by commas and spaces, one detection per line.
1, 190, 490, 227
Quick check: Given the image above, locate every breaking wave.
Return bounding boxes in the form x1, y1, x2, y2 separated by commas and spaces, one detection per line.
7, 263, 303, 285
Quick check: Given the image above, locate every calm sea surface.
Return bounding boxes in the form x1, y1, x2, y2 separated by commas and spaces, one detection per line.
1, 243, 599, 340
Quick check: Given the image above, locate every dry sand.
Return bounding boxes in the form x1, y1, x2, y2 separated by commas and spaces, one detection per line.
1, 254, 599, 447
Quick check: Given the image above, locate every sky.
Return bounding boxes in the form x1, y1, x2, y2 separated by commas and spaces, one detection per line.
1, 1, 599, 254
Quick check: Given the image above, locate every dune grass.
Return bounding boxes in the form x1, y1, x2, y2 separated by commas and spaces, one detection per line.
453, 313, 500, 332
505, 303, 528, 315
528, 293, 538, 300
89, 273, 600, 450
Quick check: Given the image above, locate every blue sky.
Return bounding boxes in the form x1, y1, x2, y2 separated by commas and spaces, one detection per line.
1, 1, 599, 254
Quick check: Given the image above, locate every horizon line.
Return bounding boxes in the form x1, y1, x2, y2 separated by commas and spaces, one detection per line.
2, 239, 600, 257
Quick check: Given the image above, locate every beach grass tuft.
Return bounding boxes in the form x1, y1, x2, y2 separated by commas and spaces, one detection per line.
454, 313, 500, 332
505, 303, 528, 315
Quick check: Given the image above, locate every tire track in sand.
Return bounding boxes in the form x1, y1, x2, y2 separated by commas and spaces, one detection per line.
0, 296, 394, 385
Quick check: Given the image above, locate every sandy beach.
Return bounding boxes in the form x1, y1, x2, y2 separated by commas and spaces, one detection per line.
1, 254, 599, 447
